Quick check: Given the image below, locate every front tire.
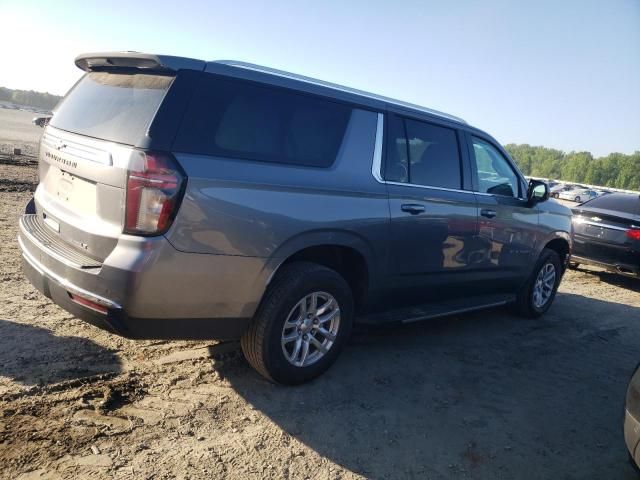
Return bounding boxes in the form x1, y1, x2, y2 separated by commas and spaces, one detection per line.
241, 262, 354, 385
514, 248, 563, 318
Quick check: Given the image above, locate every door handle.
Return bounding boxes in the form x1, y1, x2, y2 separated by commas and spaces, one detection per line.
480, 209, 497, 218
401, 204, 426, 215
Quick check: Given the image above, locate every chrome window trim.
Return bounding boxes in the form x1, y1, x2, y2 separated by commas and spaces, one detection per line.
370, 114, 526, 200
385, 181, 476, 196
214, 61, 467, 124
372, 113, 384, 183
475, 191, 527, 201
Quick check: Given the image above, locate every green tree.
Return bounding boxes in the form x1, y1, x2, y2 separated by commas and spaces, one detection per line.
505, 145, 639, 190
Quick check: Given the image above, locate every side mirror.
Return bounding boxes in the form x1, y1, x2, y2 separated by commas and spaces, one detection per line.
527, 179, 549, 204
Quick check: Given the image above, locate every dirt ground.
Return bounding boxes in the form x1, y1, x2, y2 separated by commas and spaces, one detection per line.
1, 112, 639, 479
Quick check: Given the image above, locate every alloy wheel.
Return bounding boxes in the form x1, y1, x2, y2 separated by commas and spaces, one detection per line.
281, 292, 341, 367
532, 263, 556, 308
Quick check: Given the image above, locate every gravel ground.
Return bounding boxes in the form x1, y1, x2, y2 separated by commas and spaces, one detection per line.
0, 112, 639, 479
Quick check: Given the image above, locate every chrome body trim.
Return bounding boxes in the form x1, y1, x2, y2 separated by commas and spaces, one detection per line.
18, 235, 121, 310
42, 132, 113, 166
572, 217, 629, 232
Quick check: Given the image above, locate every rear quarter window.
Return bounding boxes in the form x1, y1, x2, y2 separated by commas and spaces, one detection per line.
50, 72, 173, 145
173, 75, 352, 167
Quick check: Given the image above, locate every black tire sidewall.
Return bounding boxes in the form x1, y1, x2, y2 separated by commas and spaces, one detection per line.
261, 267, 353, 384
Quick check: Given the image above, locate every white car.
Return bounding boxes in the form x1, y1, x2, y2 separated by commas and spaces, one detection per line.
550, 184, 576, 198
558, 188, 598, 203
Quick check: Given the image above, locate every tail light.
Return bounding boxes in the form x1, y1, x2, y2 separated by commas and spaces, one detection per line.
124, 151, 186, 235
627, 229, 640, 241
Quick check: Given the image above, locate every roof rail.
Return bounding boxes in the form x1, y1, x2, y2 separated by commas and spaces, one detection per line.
213, 60, 467, 124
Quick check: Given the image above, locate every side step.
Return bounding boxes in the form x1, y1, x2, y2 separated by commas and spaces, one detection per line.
357, 293, 515, 325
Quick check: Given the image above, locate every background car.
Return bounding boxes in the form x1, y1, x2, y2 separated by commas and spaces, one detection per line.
550, 183, 576, 198
31, 116, 51, 128
571, 193, 640, 277
559, 188, 598, 203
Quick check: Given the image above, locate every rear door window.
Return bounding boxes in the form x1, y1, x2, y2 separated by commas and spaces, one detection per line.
385, 115, 462, 189
50, 72, 174, 145
174, 75, 352, 167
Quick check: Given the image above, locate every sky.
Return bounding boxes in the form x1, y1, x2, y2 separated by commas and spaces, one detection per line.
1, 0, 639, 157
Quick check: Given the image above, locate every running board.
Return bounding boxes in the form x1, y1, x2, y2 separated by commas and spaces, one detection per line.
357, 294, 515, 325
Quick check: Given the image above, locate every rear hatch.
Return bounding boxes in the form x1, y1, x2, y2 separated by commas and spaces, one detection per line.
33, 70, 176, 262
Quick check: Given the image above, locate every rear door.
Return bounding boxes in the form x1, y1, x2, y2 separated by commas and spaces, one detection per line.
465, 133, 539, 290
384, 114, 479, 303
34, 71, 178, 261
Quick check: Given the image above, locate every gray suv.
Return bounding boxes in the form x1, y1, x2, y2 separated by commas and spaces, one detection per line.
18, 52, 572, 384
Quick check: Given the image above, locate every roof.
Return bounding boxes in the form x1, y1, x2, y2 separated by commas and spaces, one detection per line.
74, 51, 467, 126
210, 61, 467, 125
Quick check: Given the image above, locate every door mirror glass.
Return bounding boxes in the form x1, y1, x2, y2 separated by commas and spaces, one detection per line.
528, 180, 549, 203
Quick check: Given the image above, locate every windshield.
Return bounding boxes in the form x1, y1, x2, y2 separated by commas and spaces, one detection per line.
50, 72, 173, 145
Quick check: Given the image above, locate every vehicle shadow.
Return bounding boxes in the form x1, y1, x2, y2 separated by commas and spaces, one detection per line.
0, 319, 122, 388
223, 293, 640, 479
588, 269, 640, 293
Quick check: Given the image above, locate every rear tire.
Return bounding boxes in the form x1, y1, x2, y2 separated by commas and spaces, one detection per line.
574, 196, 581, 202
514, 248, 563, 318
241, 262, 354, 385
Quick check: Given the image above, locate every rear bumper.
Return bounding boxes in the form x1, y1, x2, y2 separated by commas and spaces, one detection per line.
18, 214, 270, 339
571, 254, 639, 277
572, 234, 639, 277
20, 241, 250, 339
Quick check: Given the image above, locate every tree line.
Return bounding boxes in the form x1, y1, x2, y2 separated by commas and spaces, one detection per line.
0, 87, 61, 111
505, 144, 640, 191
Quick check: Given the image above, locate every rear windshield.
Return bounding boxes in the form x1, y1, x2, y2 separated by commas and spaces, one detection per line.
50, 72, 173, 145
581, 193, 640, 215
173, 74, 352, 167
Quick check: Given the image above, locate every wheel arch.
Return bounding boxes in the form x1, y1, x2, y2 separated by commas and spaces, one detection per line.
263, 230, 377, 313
542, 233, 571, 272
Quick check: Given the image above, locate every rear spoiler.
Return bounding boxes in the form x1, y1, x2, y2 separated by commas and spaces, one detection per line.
74, 52, 206, 73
